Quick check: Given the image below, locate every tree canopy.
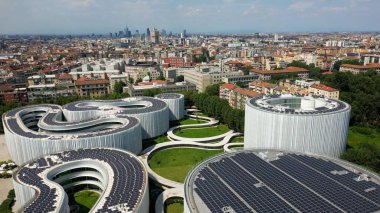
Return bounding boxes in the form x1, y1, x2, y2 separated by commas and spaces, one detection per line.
114, 81, 126, 94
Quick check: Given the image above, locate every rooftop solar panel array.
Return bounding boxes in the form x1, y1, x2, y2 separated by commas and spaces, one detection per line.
15, 148, 147, 213
189, 151, 380, 213
3, 104, 139, 139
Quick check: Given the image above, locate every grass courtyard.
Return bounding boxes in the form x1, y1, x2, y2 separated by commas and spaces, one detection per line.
165, 198, 184, 213
179, 117, 207, 125
231, 136, 244, 143
72, 190, 100, 213
174, 124, 230, 138
149, 148, 223, 183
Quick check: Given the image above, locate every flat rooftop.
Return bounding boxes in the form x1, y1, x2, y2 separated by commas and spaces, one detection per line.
186, 150, 380, 213
248, 94, 350, 115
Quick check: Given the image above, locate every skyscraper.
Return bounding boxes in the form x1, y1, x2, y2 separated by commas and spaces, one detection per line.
151, 28, 160, 44
146, 28, 151, 42
146, 28, 151, 37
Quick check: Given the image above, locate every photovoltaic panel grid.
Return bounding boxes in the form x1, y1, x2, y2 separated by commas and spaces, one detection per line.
189, 151, 380, 213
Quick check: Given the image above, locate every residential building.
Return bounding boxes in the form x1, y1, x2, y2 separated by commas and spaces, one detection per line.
249, 81, 278, 95
219, 83, 260, 110
75, 77, 110, 98
309, 84, 340, 100
222, 74, 259, 87
125, 81, 196, 96
339, 63, 380, 74
250, 67, 310, 81
162, 57, 185, 68
183, 68, 243, 92
0, 85, 28, 104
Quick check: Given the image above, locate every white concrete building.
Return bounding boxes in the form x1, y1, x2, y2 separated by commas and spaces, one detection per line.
244, 94, 351, 158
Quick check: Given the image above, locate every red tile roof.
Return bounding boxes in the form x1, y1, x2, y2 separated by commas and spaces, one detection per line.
310, 84, 337, 92
340, 63, 380, 69
220, 83, 237, 90
75, 77, 109, 86
234, 87, 261, 97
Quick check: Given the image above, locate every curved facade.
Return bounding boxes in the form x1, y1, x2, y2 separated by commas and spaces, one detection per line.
13, 148, 149, 213
244, 95, 351, 158
155, 93, 185, 121
184, 150, 380, 213
63, 97, 169, 139
2, 94, 184, 165
3, 105, 141, 165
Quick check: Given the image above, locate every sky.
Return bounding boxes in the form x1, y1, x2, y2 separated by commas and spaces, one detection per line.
0, 0, 379, 34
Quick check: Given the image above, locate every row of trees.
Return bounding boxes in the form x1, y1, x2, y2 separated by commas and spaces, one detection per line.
0, 189, 15, 213
182, 85, 245, 133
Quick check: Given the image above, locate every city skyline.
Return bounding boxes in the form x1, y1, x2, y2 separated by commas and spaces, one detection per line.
1, 0, 380, 34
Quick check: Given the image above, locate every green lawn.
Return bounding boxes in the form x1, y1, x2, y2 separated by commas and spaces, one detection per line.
347, 126, 380, 149
174, 124, 230, 138
142, 135, 170, 150
73, 190, 100, 213
149, 148, 223, 183
179, 118, 207, 125
165, 202, 184, 213
231, 136, 244, 143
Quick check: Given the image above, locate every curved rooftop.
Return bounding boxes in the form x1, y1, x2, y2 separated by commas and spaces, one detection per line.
185, 150, 380, 213
2, 104, 139, 139
14, 148, 148, 213
247, 94, 350, 115
155, 93, 183, 99
64, 97, 167, 114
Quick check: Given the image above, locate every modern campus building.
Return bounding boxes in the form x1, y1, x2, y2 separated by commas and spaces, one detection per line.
244, 94, 351, 158
2, 94, 184, 165
184, 150, 380, 213
13, 148, 149, 213
155, 93, 185, 121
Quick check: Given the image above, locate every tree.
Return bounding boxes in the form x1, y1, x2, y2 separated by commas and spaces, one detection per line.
341, 143, 380, 173
143, 88, 162, 97
205, 84, 220, 96
114, 81, 126, 94
135, 78, 142, 85
157, 73, 166, 80
333, 59, 361, 71
128, 77, 134, 85
243, 65, 252, 75
175, 75, 184, 82
236, 81, 245, 88
287, 61, 309, 69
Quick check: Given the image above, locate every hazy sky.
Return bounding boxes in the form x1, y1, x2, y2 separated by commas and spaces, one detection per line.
0, 0, 379, 34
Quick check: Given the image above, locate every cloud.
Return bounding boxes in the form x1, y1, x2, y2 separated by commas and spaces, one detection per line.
177, 5, 202, 17
288, 1, 314, 12
321, 6, 348, 12
243, 5, 258, 15
63, 0, 94, 7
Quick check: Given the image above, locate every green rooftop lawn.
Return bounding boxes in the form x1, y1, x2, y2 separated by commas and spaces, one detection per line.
174, 124, 230, 138
165, 202, 184, 213
179, 118, 207, 125
149, 148, 223, 183
231, 136, 244, 143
